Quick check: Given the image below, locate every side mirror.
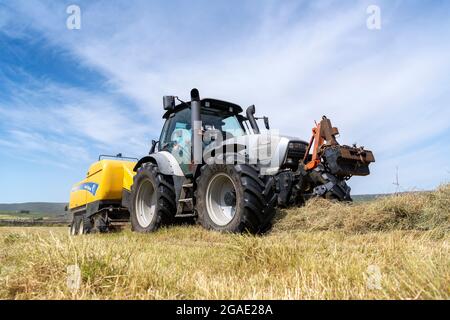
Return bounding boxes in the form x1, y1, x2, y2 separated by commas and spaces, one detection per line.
163, 96, 176, 111
149, 140, 158, 154
64, 205, 68, 212
263, 117, 270, 130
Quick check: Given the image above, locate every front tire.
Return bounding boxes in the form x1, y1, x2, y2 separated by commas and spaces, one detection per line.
130, 163, 176, 233
196, 164, 276, 234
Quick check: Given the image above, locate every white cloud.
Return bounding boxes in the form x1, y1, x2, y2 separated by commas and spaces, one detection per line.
0, 78, 152, 164
0, 129, 90, 166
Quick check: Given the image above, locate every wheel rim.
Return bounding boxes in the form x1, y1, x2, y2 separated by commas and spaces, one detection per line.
135, 179, 157, 228
70, 222, 76, 236
206, 173, 237, 226
78, 219, 84, 235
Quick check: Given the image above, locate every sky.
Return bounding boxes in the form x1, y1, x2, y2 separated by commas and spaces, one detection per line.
0, 0, 449, 202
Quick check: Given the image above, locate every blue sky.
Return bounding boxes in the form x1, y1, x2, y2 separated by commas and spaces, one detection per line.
0, 0, 449, 202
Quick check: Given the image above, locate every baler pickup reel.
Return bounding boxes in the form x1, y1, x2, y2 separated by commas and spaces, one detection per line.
304, 116, 375, 178
290, 116, 375, 203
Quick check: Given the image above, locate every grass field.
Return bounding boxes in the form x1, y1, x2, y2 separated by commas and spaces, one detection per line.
0, 186, 448, 300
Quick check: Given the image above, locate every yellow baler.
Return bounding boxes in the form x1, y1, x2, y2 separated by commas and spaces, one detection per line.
69, 155, 137, 234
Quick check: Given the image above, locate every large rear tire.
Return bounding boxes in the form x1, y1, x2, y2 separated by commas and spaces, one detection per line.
195, 164, 276, 234
130, 163, 176, 233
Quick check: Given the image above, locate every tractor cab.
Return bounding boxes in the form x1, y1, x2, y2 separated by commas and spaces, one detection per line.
158, 98, 250, 175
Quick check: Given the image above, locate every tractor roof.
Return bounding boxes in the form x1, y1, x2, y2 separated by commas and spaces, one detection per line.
163, 98, 243, 119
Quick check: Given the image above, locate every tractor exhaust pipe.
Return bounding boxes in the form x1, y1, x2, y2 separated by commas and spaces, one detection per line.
191, 88, 202, 164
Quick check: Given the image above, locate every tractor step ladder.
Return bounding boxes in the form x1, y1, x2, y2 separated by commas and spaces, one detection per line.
175, 182, 196, 217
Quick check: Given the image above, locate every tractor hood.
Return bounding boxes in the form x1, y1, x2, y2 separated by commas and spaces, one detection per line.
203, 133, 308, 175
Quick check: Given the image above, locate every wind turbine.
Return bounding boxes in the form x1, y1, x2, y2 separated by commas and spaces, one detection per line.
393, 166, 401, 194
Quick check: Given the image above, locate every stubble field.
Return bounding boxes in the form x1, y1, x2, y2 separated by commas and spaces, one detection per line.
1, 186, 448, 300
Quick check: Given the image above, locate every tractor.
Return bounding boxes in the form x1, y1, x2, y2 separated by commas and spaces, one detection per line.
68, 89, 374, 235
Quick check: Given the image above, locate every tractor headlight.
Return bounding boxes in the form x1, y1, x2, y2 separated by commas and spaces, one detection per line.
289, 142, 302, 149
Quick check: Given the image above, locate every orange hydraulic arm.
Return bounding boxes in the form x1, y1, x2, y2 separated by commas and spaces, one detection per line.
303, 116, 340, 171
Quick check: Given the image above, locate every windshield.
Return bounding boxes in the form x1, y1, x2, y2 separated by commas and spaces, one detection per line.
202, 111, 245, 138
160, 108, 245, 148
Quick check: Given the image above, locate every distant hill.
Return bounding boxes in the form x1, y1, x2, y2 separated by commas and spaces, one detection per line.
0, 203, 68, 215
352, 194, 387, 202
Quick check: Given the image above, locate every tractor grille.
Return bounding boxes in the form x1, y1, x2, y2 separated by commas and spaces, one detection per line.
286, 141, 307, 160
283, 141, 308, 170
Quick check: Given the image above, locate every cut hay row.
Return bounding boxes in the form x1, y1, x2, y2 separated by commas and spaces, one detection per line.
273, 185, 450, 236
